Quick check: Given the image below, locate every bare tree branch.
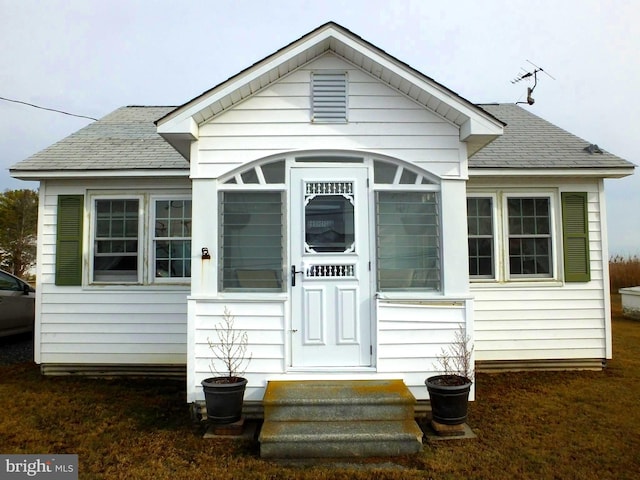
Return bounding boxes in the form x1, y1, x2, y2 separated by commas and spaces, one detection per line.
207, 306, 252, 380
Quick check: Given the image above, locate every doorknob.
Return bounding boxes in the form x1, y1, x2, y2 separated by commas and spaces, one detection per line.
291, 265, 304, 286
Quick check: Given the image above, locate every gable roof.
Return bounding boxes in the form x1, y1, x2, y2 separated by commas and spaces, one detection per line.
11, 106, 188, 179
471, 104, 634, 177
156, 21, 505, 159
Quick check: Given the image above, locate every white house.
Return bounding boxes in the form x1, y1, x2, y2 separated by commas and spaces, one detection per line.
11, 23, 634, 409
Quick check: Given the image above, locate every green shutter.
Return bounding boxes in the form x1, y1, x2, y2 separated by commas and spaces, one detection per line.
55, 195, 84, 286
562, 192, 590, 282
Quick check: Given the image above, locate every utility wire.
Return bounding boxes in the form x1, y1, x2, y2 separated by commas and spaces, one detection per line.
0, 95, 98, 121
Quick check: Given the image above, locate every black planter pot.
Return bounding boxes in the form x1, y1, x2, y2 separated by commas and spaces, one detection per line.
425, 375, 472, 425
201, 377, 248, 424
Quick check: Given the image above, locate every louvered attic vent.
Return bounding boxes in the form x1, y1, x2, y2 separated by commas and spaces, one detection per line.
311, 72, 347, 123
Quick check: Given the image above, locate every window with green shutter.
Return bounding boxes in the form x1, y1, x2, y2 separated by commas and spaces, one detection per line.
561, 192, 590, 282
55, 195, 84, 286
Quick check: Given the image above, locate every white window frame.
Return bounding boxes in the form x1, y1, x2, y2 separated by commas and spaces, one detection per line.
467, 193, 498, 281
89, 194, 144, 285
149, 195, 192, 284
467, 190, 560, 284
503, 192, 557, 281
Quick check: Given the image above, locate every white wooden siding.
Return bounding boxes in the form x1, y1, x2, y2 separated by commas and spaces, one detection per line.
195, 53, 463, 179
36, 179, 190, 367
187, 297, 473, 402
189, 299, 286, 402
377, 300, 474, 400
471, 179, 610, 363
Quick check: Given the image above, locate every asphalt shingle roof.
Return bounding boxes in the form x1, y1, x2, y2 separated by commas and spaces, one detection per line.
472, 104, 634, 170
11, 106, 187, 172
11, 103, 633, 175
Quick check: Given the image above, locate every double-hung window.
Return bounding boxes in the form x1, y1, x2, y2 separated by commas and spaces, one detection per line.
467, 196, 495, 279
467, 193, 560, 282
87, 194, 192, 285
153, 199, 192, 280
507, 197, 552, 278
93, 198, 141, 282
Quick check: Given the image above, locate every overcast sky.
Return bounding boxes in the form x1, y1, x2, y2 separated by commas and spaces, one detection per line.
1, 0, 638, 254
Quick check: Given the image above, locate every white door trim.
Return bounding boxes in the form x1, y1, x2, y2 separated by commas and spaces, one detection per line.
289, 166, 373, 369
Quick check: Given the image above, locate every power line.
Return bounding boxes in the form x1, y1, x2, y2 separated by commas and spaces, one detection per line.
0, 95, 98, 121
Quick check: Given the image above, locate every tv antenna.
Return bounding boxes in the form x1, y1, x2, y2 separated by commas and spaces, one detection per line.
511, 60, 555, 105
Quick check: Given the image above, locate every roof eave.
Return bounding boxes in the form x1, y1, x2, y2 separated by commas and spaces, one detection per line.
469, 166, 635, 179
10, 168, 190, 181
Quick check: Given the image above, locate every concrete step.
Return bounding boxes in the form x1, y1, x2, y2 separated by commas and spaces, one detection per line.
263, 379, 415, 422
259, 380, 424, 458
259, 419, 424, 458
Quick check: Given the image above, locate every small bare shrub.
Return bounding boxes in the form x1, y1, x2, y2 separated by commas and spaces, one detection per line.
434, 324, 474, 382
207, 306, 252, 381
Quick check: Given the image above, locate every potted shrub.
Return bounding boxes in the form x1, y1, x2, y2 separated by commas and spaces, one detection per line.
425, 325, 474, 426
201, 306, 252, 424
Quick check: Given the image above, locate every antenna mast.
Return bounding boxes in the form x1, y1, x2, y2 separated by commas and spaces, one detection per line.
511, 60, 555, 105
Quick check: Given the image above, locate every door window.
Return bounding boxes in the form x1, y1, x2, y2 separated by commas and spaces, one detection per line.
304, 182, 355, 253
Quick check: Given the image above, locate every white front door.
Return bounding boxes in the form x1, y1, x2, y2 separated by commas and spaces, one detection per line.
290, 167, 372, 368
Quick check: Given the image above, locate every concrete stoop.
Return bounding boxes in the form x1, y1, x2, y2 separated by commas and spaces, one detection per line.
259, 380, 423, 458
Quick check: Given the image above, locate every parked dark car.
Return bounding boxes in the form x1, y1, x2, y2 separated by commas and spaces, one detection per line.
0, 270, 35, 337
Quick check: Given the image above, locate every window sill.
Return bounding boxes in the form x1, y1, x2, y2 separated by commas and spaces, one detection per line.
84, 283, 190, 290
376, 292, 473, 302
188, 293, 288, 302
470, 279, 564, 289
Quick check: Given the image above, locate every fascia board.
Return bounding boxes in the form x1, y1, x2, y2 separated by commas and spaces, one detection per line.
10, 169, 190, 180
469, 167, 636, 179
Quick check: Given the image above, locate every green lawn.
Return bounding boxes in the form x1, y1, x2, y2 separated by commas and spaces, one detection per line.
1, 297, 638, 479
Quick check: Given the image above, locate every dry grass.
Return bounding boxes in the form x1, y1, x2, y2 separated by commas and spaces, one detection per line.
1, 299, 639, 479
609, 254, 640, 291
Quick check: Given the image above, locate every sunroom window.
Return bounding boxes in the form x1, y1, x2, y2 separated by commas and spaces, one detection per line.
93, 199, 140, 282
376, 191, 440, 291
220, 191, 284, 291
